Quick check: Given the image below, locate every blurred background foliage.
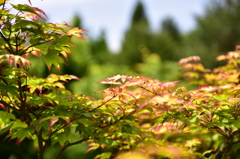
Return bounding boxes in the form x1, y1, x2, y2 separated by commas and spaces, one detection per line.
57, 0, 240, 97
3, 0, 240, 158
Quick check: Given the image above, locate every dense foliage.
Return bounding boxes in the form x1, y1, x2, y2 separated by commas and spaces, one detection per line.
0, 0, 239, 159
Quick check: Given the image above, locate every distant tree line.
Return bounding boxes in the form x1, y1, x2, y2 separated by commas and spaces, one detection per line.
29, 0, 240, 79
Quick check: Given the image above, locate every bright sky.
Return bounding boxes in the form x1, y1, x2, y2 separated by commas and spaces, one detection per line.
10, 0, 209, 52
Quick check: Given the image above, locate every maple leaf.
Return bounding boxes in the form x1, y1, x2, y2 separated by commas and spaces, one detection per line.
56, 22, 73, 28
42, 50, 64, 71
67, 27, 88, 39
0, 54, 31, 67
98, 74, 139, 85
11, 4, 47, 20
179, 56, 201, 65
48, 117, 59, 132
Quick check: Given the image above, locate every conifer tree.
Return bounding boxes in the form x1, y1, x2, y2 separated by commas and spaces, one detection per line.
70, 13, 83, 28
185, 0, 240, 67
90, 30, 111, 64
161, 17, 181, 43
117, 1, 152, 66
149, 17, 181, 61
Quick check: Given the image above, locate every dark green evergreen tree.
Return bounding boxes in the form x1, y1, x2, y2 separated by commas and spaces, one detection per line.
90, 30, 111, 64
196, 0, 240, 52
117, 1, 152, 66
149, 17, 181, 61
131, 1, 149, 26
184, 0, 240, 68
117, 1, 183, 66
161, 17, 181, 43
149, 33, 180, 61
70, 13, 83, 28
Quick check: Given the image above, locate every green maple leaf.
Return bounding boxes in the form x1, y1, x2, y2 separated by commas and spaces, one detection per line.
42, 50, 64, 71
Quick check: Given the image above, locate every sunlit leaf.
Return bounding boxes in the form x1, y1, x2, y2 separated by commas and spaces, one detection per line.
0, 112, 16, 127
0, 54, 31, 67
11, 4, 47, 20
67, 27, 87, 39
214, 94, 228, 101
179, 56, 201, 64
95, 152, 112, 159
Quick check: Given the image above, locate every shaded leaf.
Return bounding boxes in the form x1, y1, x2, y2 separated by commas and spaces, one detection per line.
42, 50, 64, 71
0, 84, 18, 96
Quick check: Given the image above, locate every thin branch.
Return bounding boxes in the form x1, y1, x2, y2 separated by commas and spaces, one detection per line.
89, 94, 117, 112
48, 123, 68, 140
55, 136, 90, 159
21, 39, 53, 55
0, 30, 15, 54
137, 85, 156, 95
0, 1, 6, 20
37, 129, 45, 159
212, 126, 229, 139
14, 32, 21, 55
6, 96, 16, 111
0, 100, 20, 113
0, 76, 8, 85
